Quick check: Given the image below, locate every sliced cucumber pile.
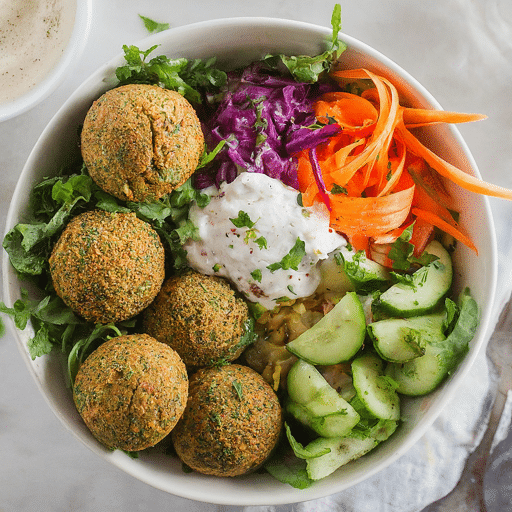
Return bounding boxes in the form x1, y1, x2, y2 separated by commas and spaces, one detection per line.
271, 240, 480, 487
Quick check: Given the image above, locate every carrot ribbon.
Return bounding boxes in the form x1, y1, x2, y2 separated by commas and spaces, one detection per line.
295, 66, 498, 256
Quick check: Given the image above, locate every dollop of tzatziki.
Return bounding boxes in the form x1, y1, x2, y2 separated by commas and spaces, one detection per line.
185, 172, 346, 309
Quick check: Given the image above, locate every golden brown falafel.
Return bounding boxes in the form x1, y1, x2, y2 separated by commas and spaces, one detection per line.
73, 333, 188, 451
143, 271, 251, 367
49, 210, 165, 324
81, 83, 204, 202
171, 364, 282, 476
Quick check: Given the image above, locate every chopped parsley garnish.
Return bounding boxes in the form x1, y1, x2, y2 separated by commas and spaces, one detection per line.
343, 250, 371, 279
139, 15, 170, 34
229, 211, 268, 248
255, 236, 268, 250
230, 210, 257, 228
244, 228, 257, 244
267, 238, 306, 272
251, 269, 262, 282
389, 271, 416, 289
331, 184, 348, 195
387, 223, 439, 270
287, 285, 297, 295
232, 380, 244, 400
252, 97, 269, 146
196, 140, 226, 170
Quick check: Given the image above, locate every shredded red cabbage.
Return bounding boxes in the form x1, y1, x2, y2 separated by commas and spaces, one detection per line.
195, 61, 338, 190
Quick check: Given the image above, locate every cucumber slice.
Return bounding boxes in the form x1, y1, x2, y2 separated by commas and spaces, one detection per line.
368, 312, 446, 363
286, 400, 359, 438
287, 360, 360, 437
384, 344, 447, 396
285, 414, 399, 481
286, 292, 366, 365
352, 352, 400, 420
316, 252, 355, 294
305, 436, 378, 481
376, 240, 452, 318
385, 288, 479, 396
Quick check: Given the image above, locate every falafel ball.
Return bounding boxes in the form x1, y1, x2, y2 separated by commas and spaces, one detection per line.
171, 364, 282, 476
49, 210, 165, 324
81, 83, 204, 202
143, 271, 251, 367
73, 333, 188, 451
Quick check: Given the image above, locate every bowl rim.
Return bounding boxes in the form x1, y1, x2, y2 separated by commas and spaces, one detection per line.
2, 16, 498, 506
0, 0, 93, 123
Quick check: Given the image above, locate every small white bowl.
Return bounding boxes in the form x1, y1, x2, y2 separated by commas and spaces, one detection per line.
2, 17, 497, 505
0, 0, 92, 122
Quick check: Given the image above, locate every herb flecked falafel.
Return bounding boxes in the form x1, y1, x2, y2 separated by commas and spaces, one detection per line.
143, 271, 252, 367
49, 210, 165, 324
171, 364, 282, 476
81, 83, 205, 202
73, 333, 188, 451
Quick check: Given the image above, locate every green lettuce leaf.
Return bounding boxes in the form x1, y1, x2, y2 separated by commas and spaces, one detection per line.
432, 288, 479, 374
263, 3, 345, 83
115, 45, 226, 104
3, 170, 96, 277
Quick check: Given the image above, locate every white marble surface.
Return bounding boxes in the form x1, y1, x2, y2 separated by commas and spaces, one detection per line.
2, 1, 512, 511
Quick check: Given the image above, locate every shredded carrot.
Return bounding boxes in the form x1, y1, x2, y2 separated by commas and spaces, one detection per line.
402, 107, 487, 129
376, 136, 406, 197
314, 92, 378, 132
325, 69, 402, 189
407, 154, 455, 211
396, 120, 512, 200
329, 184, 415, 237
295, 65, 507, 255
412, 181, 456, 227
371, 226, 408, 245
348, 233, 370, 255
412, 207, 478, 254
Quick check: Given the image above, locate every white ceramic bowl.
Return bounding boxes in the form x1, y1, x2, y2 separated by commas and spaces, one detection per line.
2, 17, 497, 505
0, 0, 92, 122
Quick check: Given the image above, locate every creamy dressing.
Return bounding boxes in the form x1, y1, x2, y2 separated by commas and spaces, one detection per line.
0, 0, 76, 104
185, 173, 346, 309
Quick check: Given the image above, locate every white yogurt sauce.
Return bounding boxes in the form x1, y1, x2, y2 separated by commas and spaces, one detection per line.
185, 173, 346, 309
0, 0, 76, 104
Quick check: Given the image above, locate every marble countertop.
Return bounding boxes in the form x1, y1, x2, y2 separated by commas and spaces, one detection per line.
2, 1, 512, 511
